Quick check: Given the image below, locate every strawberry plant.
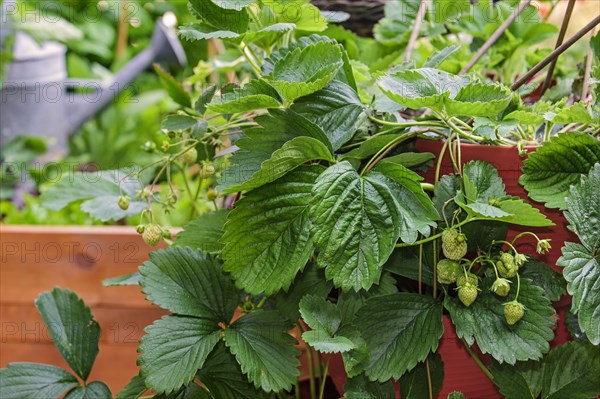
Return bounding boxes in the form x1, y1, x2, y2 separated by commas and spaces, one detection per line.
2, 1, 600, 398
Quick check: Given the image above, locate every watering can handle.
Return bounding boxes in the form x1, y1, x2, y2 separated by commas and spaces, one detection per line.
68, 19, 186, 133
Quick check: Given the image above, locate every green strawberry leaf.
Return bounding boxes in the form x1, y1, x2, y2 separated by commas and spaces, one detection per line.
40, 169, 146, 222
492, 341, 600, 399
341, 134, 407, 161
162, 115, 198, 131
173, 210, 228, 253
291, 80, 366, 150
154, 64, 191, 108
458, 197, 554, 227
152, 383, 209, 399
244, 23, 296, 44
540, 342, 600, 399
140, 247, 238, 322
444, 82, 512, 117
445, 277, 555, 364
224, 310, 301, 392
102, 272, 141, 287
35, 289, 100, 381
0, 363, 78, 399
63, 382, 112, 399
222, 137, 333, 194
557, 243, 599, 345
270, 264, 332, 322
178, 23, 240, 41
139, 316, 221, 394
299, 295, 356, 353
380, 152, 435, 170
558, 164, 600, 344
309, 161, 396, 291
344, 374, 395, 399
447, 393, 465, 399
117, 375, 147, 399
462, 161, 506, 203
550, 103, 596, 125
491, 358, 543, 399
262, 34, 356, 89
520, 259, 566, 302
269, 41, 343, 101
369, 162, 439, 242
221, 166, 322, 295
520, 132, 600, 209
189, 0, 249, 33
562, 163, 600, 251
299, 295, 341, 336
377, 68, 468, 111
207, 80, 281, 114
310, 162, 437, 291
197, 342, 265, 399
399, 353, 444, 399
423, 45, 461, 68
355, 293, 444, 381
195, 84, 217, 115
218, 109, 331, 192
207, 0, 253, 9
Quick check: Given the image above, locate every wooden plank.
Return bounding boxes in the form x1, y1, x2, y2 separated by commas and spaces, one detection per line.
0, 225, 161, 307
0, 304, 166, 344
0, 342, 142, 394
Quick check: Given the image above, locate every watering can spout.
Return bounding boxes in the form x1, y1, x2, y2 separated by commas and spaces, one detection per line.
68, 19, 186, 133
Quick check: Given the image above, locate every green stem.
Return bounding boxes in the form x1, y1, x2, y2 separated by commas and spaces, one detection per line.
256, 295, 268, 309
421, 183, 435, 191
318, 357, 330, 399
361, 131, 420, 175
450, 116, 474, 131
492, 240, 519, 255
461, 338, 494, 381
240, 43, 262, 77
173, 161, 202, 215
425, 356, 434, 399
396, 217, 479, 248
368, 115, 446, 128
514, 273, 521, 301
510, 231, 541, 245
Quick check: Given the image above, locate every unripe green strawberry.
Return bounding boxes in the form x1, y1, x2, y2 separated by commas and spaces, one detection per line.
437, 259, 462, 285
504, 301, 525, 325
500, 252, 515, 267
458, 284, 478, 307
491, 278, 511, 297
181, 147, 198, 164
143, 224, 162, 246
201, 162, 216, 179
206, 188, 217, 202
118, 195, 130, 210
456, 272, 478, 288
442, 228, 468, 260
497, 260, 517, 278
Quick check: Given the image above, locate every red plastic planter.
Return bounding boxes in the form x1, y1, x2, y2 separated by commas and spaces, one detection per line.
415, 138, 572, 346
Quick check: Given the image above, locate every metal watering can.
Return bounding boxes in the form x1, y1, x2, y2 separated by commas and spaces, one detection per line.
0, 2, 186, 156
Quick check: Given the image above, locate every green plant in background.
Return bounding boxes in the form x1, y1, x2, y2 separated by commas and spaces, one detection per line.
2, 0, 600, 398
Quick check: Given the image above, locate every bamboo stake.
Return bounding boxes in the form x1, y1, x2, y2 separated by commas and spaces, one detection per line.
581, 27, 597, 103
459, 0, 531, 75
541, 0, 576, 95
404, 0, 428, 62
511, 15, 600, 91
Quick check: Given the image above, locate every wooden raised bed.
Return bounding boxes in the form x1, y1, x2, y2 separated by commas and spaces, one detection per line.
0, 225, 166, 393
